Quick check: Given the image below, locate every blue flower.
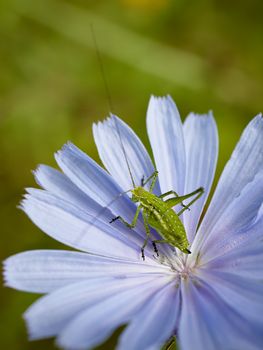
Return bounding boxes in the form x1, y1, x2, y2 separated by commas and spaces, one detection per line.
4, 96, 263, 350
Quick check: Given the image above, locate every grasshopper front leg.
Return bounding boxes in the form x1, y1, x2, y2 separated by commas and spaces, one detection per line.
140, 211, 158, 260
141, 170, 158, 193
109, 205, 141, 228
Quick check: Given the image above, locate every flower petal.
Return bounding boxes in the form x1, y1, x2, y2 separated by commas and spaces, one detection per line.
23, 276, 165, 340
147, 95, 186, 195
206, 243, 263, 279
198, 269, 263, 326
4, 250, 170, 293
117, 282, 179, 350
192, 170, 263, 263
21, 189, 147, 259
179, 281, 217, 350
194, 114, 263, 251
34, 165, 101, 215
179, 277, 263, 350
183, 112, 218, 242
93, 115, 160, 194
55, 142, 140, 225
203, 207, 263, 278
56, 276, 172, 349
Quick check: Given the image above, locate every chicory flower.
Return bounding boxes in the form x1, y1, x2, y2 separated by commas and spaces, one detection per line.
4, 96, 263, 350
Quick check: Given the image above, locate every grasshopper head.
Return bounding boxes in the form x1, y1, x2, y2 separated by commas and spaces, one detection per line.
131, 186, 144, 203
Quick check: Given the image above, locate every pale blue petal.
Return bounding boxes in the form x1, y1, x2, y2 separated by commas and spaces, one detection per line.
93, 115, 160, 194
21, 189, 147, 259
147, 95, 186, 195
56, 276, 172, 349
24, 276, 166, 340
179, 278, 262, 350
203, 208, 263, 278
194, 114, 263, 252
4, 250, 170, 293
55, 142, 141, 227
34, 165, 102, 216
183, 112, 218, 243
207, 244, 263, 279
117, 282, 179, 350
198, 269, 263, 327
191, 170, 263, 263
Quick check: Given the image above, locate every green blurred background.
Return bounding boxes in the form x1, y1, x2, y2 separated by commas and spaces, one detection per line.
1, 0, 263, 349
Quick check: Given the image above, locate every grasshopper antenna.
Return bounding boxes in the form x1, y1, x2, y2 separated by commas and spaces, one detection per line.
73, 27, 137, 246
90, 23, 114, 113
91, 24, 136, 188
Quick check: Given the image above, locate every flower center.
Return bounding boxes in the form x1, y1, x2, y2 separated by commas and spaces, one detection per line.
158, 250, 194, 280
178, 265, 192, 280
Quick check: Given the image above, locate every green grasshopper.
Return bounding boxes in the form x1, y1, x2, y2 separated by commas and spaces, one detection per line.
106, 115, 204, 260
109, 168, 204, 260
